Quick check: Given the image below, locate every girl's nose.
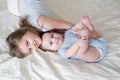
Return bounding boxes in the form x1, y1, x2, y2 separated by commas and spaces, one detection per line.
30, 44, 38, 51
52, 37, 58, 42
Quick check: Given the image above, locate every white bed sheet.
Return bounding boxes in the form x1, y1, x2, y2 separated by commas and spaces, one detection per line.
0, 0, 120, 80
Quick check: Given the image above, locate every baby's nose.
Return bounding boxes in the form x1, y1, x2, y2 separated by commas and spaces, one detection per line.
53, 37, 58, 42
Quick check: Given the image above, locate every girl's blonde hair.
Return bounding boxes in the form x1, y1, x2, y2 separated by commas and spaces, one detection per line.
6, 27, 43, 58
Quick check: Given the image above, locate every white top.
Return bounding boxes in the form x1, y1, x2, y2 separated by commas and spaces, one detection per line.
7, 0, 20, 16
7, 0, 53, 32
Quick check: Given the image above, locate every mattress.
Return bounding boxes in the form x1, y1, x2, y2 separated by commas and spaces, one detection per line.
0, 0, 120, 80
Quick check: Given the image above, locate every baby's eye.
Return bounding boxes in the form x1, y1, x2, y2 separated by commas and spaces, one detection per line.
51, 34, 53, 38
50, 42, 53, 45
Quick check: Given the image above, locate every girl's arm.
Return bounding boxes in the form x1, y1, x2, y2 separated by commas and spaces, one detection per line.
38, 16, 74, 30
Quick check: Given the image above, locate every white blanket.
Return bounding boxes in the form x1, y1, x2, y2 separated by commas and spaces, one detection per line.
0, 0, 120, 80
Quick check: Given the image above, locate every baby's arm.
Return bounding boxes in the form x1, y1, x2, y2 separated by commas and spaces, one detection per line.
64, 38, 83, 58
64, 34, 99, 62
64, 36, 99, 62
75, 36, 88, 56
65, 28, 89, 58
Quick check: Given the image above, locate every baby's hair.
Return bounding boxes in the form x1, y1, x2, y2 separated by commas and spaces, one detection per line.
6, 27, 43, 58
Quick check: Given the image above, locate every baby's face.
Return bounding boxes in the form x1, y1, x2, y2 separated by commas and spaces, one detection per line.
41, 32, 64, 51
16, 31, 41, 55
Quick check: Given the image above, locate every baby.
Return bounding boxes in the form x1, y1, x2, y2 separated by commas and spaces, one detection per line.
40, 16, 107, 62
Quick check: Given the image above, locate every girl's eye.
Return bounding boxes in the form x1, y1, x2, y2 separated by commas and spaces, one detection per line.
26, 41, 29, 46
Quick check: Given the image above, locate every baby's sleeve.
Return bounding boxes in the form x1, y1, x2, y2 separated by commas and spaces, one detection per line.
57, 48, 69, 59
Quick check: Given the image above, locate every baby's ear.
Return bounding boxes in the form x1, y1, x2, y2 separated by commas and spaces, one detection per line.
49, 50, 57, 53
52, 51, 57, 54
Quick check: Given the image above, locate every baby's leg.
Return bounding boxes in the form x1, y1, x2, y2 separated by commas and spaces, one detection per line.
76, 36, 99, 62
80, 46, 100, 62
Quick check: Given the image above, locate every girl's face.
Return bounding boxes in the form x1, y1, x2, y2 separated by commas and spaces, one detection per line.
41, 32, 64, 51
16, 31, 41, 55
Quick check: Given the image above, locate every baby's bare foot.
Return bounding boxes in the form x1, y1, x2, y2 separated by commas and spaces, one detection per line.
81, 16, 93, 31
72, 21, 85, 35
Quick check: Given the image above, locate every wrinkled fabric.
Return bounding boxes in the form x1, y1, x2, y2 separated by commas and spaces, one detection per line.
0, 0, 120, 80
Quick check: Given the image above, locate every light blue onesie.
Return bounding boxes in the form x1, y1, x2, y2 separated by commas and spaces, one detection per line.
20, 0, 53, 32
57, 28, 107, 62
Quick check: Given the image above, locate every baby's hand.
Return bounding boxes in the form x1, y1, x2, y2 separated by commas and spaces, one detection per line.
81, 35, 88, 46
76, 35, 88, 47
79, 27, 89, 37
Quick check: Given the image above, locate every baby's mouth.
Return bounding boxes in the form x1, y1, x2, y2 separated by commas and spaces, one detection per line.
38, 45, 41, 49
